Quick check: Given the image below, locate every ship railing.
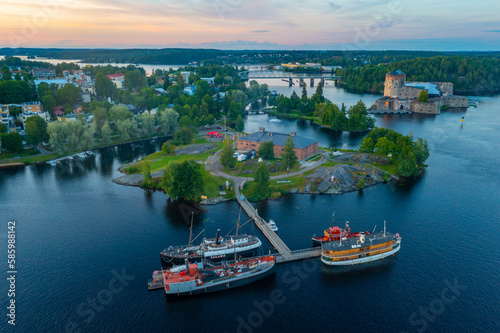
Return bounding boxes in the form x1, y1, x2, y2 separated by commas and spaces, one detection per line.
322, 243, 397, 259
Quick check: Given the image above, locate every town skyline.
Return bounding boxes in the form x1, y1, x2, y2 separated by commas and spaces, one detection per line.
1, 0, 499, 51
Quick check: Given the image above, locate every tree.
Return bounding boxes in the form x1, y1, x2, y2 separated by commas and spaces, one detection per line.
42, 93, 56, 115
301, 84, 308, 101
109, 105, 133, 121
179, 115, 194, 128
94, 72, 116, 98
47, 122, 68, 155
0, 132, 23, 153
280, 137, 298, 171
359, 137, 375, 153
81, 125, 95, 150
374, 137, 394, 155
2, 67, 12, 81
139, 112, 155, 137
220, 137, 236, 169
174, 126, 193, 145
141, 162, 152, 187
397, 151, 418, 177
413, 138, 429, 166
116, 119, 133, 140
258, 140, 274, 160
160, 160, 204, 200
418, 90, 429, 103
100, 122, 112, 145
124, 70, 146, 92
25, 115, 48, 147
158, 108, 179, 134
161, 142, 176, 154
235, 115, 244, 132
253, 164, 270, 195
93, 107, 109, 136
0, 123, 7, 134
56, 84, 81, 108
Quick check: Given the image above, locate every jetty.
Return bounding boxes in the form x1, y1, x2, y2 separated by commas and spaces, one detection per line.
236, 188, 322, 264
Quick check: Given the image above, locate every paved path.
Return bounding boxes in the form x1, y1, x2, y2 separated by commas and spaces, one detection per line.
210, 149, 329, 189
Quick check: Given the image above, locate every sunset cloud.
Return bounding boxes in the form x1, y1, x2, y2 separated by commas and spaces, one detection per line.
0, 0, 498, 50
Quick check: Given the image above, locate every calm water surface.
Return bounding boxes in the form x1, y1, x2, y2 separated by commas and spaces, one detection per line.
1, 85, 499, 333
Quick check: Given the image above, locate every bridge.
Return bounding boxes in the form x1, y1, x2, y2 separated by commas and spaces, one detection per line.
236, 188, 322, 263
241, 70, 341, 86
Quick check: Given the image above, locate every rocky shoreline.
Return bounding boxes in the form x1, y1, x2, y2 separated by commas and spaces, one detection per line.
288, 164, 395, 195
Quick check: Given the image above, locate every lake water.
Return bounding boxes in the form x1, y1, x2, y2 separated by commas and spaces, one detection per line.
0, 55, 182, 74
1, 83, 499, 332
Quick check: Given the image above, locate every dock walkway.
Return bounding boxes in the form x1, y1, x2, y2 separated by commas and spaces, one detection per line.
235, 186, 322, 263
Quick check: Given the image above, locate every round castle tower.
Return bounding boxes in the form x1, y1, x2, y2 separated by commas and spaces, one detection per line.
384, 70, 406, 98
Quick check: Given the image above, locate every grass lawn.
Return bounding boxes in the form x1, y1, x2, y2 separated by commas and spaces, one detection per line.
200, 168, 235, 199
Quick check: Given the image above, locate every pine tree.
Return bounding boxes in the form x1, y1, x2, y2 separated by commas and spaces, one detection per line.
280, 137, 298, 171
220, 137, 235, 169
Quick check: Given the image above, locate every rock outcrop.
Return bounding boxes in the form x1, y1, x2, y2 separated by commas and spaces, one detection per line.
291, 164, 390, 194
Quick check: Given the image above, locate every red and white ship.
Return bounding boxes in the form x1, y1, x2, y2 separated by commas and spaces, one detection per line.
312, 214, 361, 245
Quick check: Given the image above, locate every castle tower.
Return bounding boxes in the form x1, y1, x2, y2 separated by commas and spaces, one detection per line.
384, 70, 406, 98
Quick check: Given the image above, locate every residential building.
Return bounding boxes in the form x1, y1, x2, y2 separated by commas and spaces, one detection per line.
81, 92, 91, 103
21, 111, 51, 127
34, 78, 75, 88
22, 101, 42, 113
52, 106, 64, 118
57, 114, 79, 122
180, 71, 191, 85
1, 105, 9, 127
236, 128, 318, 160
183, 86, 196, 96
106, 73, 125, 89
31, 68, 56, 79
73, 104, 83, 114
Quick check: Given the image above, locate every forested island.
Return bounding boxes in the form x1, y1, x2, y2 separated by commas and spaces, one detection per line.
268, 84, 375, 132
337, 55, 500, 95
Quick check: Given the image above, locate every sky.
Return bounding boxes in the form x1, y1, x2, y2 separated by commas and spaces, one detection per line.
0, 0, 499, 51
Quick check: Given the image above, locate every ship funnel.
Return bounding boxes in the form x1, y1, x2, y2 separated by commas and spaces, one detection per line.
215, 229, 221, 245
185, 259, 189, 273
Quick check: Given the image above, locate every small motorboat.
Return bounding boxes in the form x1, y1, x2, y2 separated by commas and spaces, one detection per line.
268, 220, 278, 232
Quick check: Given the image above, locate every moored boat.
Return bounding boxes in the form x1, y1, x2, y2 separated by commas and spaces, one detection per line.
160, 211, 262, 268
160, 230, 262, 268
321, 221, 401, 266
268, 219, 278, 232
312, 214, 361, 245
163, 256, 276, 296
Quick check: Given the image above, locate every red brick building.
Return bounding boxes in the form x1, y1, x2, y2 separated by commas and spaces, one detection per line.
236, 128, 318, 160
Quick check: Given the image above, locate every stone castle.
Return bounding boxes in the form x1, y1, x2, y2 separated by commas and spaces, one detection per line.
372, 70, 468, 114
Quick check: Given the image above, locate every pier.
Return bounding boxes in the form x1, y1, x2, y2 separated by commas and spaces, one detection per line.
236, 188, 322, 263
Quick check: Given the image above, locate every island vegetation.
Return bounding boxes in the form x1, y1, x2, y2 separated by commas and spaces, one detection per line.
337, 55, 500, 95
268, 84, 375, 132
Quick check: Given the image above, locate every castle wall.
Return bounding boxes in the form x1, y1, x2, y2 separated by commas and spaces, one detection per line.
399, 86, 423, 99
442, 96, 468, 108
410, 102, 439, 114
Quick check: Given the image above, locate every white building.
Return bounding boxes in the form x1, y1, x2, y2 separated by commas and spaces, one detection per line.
21, 111, 51, 127
1, 105, 9, 127
180, 71, 191, 85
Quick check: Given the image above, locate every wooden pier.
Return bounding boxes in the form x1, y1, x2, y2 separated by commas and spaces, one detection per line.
236, 192, 322, 263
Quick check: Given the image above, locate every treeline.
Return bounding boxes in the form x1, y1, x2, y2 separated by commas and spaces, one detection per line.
314, 100, 375, 131
0, 64, 35, 103
359, 128, 429, 177
268, 85, 374, 131
0, 48, 228, 65
338, 56, 500, 94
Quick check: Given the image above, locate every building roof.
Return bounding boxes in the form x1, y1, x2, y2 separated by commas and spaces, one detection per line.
387, 69, 405, 76
404, 82, 440, 95
106, 73, 125, 79
238, 130, 317, 149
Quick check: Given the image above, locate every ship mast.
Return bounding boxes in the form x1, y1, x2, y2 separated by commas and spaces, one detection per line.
236, 208, 241, 238
384, 220, 386, 237
187, 212, 194, 250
